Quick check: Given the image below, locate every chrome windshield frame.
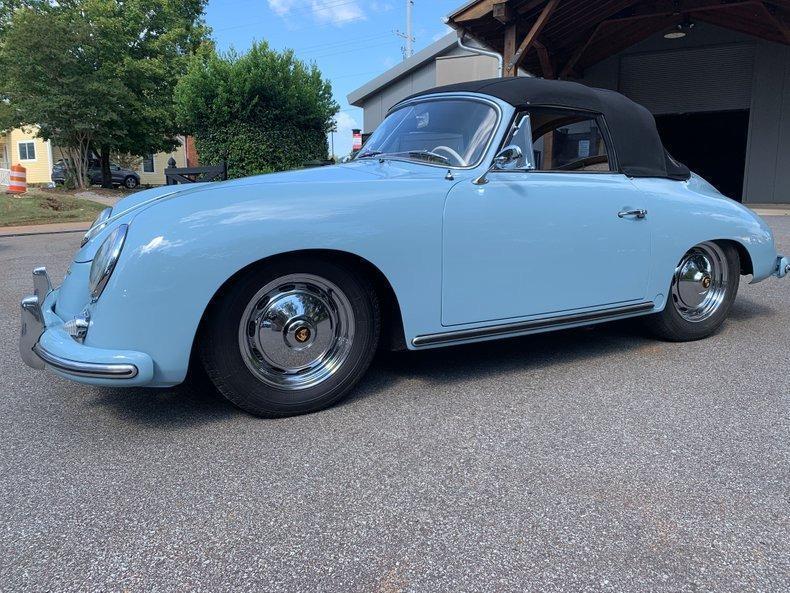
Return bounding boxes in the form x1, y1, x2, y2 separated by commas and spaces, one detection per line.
357, 94, 504, 171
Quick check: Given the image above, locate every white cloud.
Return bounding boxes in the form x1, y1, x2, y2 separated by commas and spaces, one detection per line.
370, 1, 394, 11
330, 111, 360, 157
267, 0, 366, 27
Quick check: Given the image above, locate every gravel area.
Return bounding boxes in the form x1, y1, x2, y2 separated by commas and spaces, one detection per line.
1, 219, 788, 592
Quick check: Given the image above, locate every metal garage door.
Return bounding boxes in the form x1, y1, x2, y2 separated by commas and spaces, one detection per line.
619, 44, 755, 114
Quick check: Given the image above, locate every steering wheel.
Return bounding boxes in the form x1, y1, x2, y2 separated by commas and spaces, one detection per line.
432, 145, 466, 166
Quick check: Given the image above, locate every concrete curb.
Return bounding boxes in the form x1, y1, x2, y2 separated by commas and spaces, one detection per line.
0, 222, 90, 238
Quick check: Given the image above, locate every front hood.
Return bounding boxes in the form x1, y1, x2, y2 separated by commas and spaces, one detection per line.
114, 161, 455, 213
75, 161, 459, 262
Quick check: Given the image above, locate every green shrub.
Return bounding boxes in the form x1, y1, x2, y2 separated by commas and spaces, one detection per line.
175, 43, 338, 179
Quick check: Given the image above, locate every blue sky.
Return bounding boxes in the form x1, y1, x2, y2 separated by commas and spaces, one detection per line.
205, 0, 462, 156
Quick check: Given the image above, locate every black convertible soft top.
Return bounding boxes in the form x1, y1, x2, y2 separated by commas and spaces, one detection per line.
405, 77, 691, 181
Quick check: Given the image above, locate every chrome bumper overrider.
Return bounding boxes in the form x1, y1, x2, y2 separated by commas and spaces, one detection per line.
20, 295, 46, 370
19, 268, 139, 380
776, 256, 789, 278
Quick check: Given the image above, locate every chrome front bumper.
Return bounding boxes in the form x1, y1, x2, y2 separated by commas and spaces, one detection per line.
776, 256, 789, 278
19, 268, 141, 380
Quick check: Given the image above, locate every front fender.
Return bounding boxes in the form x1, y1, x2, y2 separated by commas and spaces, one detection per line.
82, 177, 448, 385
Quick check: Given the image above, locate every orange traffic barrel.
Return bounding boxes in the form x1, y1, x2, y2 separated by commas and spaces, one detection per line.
8, 164, 27, 194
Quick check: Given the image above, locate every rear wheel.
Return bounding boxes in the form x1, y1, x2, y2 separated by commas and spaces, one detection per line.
647, 241, 739, 341
200, 257, 380, 417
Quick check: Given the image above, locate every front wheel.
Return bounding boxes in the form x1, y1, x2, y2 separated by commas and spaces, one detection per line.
123, 176, 139, 189
200, 257, 380, 417
646, 241, 740, 341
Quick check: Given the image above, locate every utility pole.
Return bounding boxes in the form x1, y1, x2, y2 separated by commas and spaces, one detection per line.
406, 0, 414, 58
396, 0, 415, 60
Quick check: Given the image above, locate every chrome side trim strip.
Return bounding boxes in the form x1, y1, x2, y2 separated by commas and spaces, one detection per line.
32, 344, 139, 379
412, 302, 656, 347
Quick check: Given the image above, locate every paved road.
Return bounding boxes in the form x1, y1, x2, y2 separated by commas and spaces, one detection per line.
2, 220, 788, 592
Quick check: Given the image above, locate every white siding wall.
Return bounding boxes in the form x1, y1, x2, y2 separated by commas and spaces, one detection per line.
362, 61, 437, 132
436, 48, 499, 86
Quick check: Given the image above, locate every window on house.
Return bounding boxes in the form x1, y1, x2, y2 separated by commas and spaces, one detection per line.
18, 141, 36, 161
530, 108, 612, 172
142, 153, 155, 173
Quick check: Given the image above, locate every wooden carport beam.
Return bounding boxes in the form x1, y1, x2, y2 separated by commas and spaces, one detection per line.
760, 1, 790, 43
559, 22, 604, 79
557, 0, 786, 79
504, 22, 518, 76
606, 0, 763, 22
765, 0, 790, 11
505, 0, 560, 76
493, 0, 515, 24
534, 39, 555, 78
452, 0, 497, 22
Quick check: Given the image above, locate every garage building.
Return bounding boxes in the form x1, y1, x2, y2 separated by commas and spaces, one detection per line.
348, 0, 790, 205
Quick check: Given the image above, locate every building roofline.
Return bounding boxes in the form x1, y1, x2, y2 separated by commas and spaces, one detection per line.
347, 32, 460, 106
447, 0, 485, 21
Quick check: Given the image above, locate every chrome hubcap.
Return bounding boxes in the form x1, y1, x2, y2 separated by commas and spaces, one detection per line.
671, 242, 728, 322
238, 274, 355, 390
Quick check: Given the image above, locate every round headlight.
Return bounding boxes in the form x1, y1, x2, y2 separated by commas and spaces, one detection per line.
89, 224, 128, 302
81, 207, 113, 247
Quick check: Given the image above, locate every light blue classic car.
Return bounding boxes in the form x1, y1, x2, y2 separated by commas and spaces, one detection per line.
20, 78, 788, 417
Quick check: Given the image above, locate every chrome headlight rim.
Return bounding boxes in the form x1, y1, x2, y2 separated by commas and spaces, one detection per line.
81, 207, 113, 247
89, 224, 128, 302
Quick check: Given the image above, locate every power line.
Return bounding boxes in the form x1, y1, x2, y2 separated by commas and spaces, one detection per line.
300, 40, 400, 60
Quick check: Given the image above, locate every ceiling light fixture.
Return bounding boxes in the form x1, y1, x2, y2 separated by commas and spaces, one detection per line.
664, 19, 695, 40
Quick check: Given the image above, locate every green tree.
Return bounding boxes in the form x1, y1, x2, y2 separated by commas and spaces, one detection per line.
0, 0, 208, 188
175, 42, 339, 178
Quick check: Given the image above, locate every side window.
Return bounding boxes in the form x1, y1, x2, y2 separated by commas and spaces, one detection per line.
501, 112, 534, 170
530, 108, 612, 172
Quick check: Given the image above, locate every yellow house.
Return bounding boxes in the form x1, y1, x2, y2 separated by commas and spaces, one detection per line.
0, 127, 54, 184
137, 141, 190, 186
0, 126, 191, 186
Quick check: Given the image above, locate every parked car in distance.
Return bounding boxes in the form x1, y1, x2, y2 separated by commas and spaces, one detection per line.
52, 159, 140, 189
21, 78, 788, 418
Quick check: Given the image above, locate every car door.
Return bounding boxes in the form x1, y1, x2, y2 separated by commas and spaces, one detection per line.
442, 108, 651, 327
110, 165, 125, 184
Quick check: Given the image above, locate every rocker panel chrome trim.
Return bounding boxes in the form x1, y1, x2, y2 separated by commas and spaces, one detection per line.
412, 302, 656, 347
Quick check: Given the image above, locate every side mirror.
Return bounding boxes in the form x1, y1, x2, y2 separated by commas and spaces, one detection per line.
473, 145, 525, 185
493, 145, 523, 170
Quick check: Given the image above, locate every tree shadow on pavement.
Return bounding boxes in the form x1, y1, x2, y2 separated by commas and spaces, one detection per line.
89, 365, 241, 427
342, 320, 652, 408
727, 296, 775, 321
88, 301, 777, 424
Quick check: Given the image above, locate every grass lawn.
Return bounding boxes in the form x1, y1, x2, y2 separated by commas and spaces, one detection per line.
0, 190, 106, 227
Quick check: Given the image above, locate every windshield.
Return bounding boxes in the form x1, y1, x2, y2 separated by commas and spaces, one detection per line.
357, 99, 499, 168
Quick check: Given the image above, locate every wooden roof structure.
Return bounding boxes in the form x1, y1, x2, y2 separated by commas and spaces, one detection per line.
446, 0, 790, 78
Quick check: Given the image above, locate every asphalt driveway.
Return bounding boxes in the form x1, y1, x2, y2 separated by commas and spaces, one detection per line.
1, 219, 788, 592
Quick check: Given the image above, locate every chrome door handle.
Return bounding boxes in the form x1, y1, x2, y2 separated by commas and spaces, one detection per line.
618, 209, 647, 219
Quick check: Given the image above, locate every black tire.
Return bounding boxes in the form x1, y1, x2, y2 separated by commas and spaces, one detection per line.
199, 256, 380, 417
124, 176, 139, 189
646, 241, 740, 342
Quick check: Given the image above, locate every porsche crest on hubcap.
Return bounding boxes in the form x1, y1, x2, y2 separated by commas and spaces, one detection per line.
238, 274, 355, 390
671, 242, 728, 322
